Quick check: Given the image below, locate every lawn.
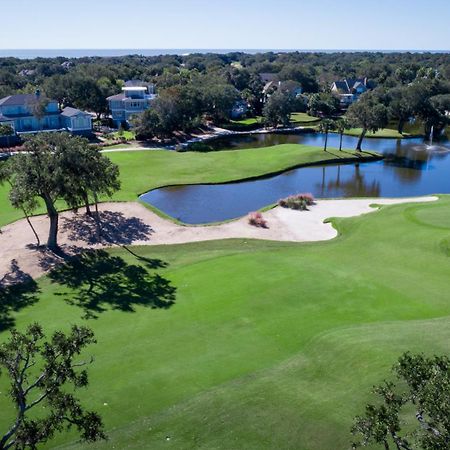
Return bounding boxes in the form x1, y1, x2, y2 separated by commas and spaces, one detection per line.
342, 119, 426, 139
220, 117, 263, 131
0, 196, 449, 449
290, 112, 321, 125
0, 144, 378, 227
113, 130, 135, 140
343, 127, 405, 139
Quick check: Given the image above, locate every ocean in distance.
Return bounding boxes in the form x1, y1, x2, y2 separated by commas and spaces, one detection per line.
1, 49, 449, 59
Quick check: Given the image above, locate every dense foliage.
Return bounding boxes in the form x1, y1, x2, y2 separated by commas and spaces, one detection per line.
0, 51, 449, 138
352, 352, 450, 450
0, 133, 120, 249
0, 323, 105, 449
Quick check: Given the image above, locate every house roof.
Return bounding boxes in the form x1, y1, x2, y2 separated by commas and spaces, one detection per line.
332, 78, 367, 94
0, 94, 39, 106
259, 73, 278, 83
107, 93, 126, 101
61, 107, 90, 118
0, 113, 11, 122
0, 93, 57, 107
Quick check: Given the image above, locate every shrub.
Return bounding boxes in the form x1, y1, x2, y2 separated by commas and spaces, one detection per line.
278, 193, 315, 211
248, 211, 268, 228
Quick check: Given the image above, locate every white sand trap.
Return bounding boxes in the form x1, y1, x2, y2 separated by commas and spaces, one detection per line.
0, 196, 437, 280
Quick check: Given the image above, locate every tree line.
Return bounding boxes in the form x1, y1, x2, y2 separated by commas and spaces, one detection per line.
0, 52, 449, 138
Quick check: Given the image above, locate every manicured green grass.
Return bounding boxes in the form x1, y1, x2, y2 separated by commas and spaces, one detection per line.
343, 127, 405, 139
220, 117, 263, 131
229, 117, 261, 126
342, 120, 426, 139
0, 145, 377, 227
1, 197, 450, 449
113, 130, 135, 140
290, 112, 321, 125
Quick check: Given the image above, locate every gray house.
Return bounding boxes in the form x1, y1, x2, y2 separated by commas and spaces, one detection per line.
331, 78, 369, 108
0, 92, 92, 135
60, 107, 93, 134
107, 80, 156, 127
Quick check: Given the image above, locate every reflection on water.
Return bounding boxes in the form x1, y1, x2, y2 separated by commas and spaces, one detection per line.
141, 133, 450, 224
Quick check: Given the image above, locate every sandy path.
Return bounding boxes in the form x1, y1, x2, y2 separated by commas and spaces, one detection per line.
0, 196, 437, 281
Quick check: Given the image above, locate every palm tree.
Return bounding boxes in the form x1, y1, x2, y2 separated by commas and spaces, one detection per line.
335, 117, 351, 151
318, 119, 336, 152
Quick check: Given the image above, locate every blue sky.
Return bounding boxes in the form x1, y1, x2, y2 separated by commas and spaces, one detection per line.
1, 0, 449, 50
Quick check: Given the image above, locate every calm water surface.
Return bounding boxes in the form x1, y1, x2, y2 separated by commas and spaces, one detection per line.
141, 133, 450, 224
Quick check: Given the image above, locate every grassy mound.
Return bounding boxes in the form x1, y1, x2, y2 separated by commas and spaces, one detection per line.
0, 196, 449, 449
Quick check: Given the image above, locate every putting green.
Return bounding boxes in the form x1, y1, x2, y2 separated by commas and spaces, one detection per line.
408, 202, 450, 229
0, 197, 449, 450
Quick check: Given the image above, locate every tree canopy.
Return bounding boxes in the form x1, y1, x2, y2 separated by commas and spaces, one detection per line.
0, 323, 105, 449
352, 352, 450, 450
0, 133, 120, 250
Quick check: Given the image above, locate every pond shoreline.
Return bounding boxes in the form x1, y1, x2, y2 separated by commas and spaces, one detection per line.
101, 122, 425, 153
138, 150, 383, 196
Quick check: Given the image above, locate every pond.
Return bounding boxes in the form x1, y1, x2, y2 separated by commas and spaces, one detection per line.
140, 132, 450, 224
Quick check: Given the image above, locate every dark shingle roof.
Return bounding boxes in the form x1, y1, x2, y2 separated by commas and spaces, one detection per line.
61, 106, 90, 118
107, 93, 126, 101
0, 93, 59, 107
332, 78, 367, 94
259, 73, 278, 83
0, 94, 39, 106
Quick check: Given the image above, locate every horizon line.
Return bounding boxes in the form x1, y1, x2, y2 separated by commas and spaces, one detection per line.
1, 48, 449, 52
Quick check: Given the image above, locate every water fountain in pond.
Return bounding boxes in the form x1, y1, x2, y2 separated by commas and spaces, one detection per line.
425, 125, 449, 153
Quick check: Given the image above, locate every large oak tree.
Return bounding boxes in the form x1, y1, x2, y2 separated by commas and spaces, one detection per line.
2, 133, 120, 251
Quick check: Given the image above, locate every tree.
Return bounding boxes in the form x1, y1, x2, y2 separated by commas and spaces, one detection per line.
134, 108, 164, 140
387, 86, 414, 134
60, 142, 120, 235
0, 164, 40, 246
29, 95, 50, 131
202, 82, 240, 123
402, 80, 443, 136
43, 74, 68, 108
3, 133, 120, 251
262, 90, 295, 127
318, 118, 336, 151
0, 323, 105, 449
335, 117, 351, 151
0, 124, 14, 137
307, 92, 340, 118
429, 94, 450, 135
352, 352, 450, 450
347, 92, 388, 151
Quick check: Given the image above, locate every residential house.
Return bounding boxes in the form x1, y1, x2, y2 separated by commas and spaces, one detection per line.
107, 80, 156, 127
0, 91, 92, 136
259, 73, 278, 84
263, 79, 303, 101
230, 100, 248, 119
331, 78, 369, 108
60, 107, 93, 134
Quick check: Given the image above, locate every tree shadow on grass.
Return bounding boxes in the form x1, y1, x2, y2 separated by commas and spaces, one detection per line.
48, 249, 175, 319
61, 211, 154, 246
0, 259, 40, 331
